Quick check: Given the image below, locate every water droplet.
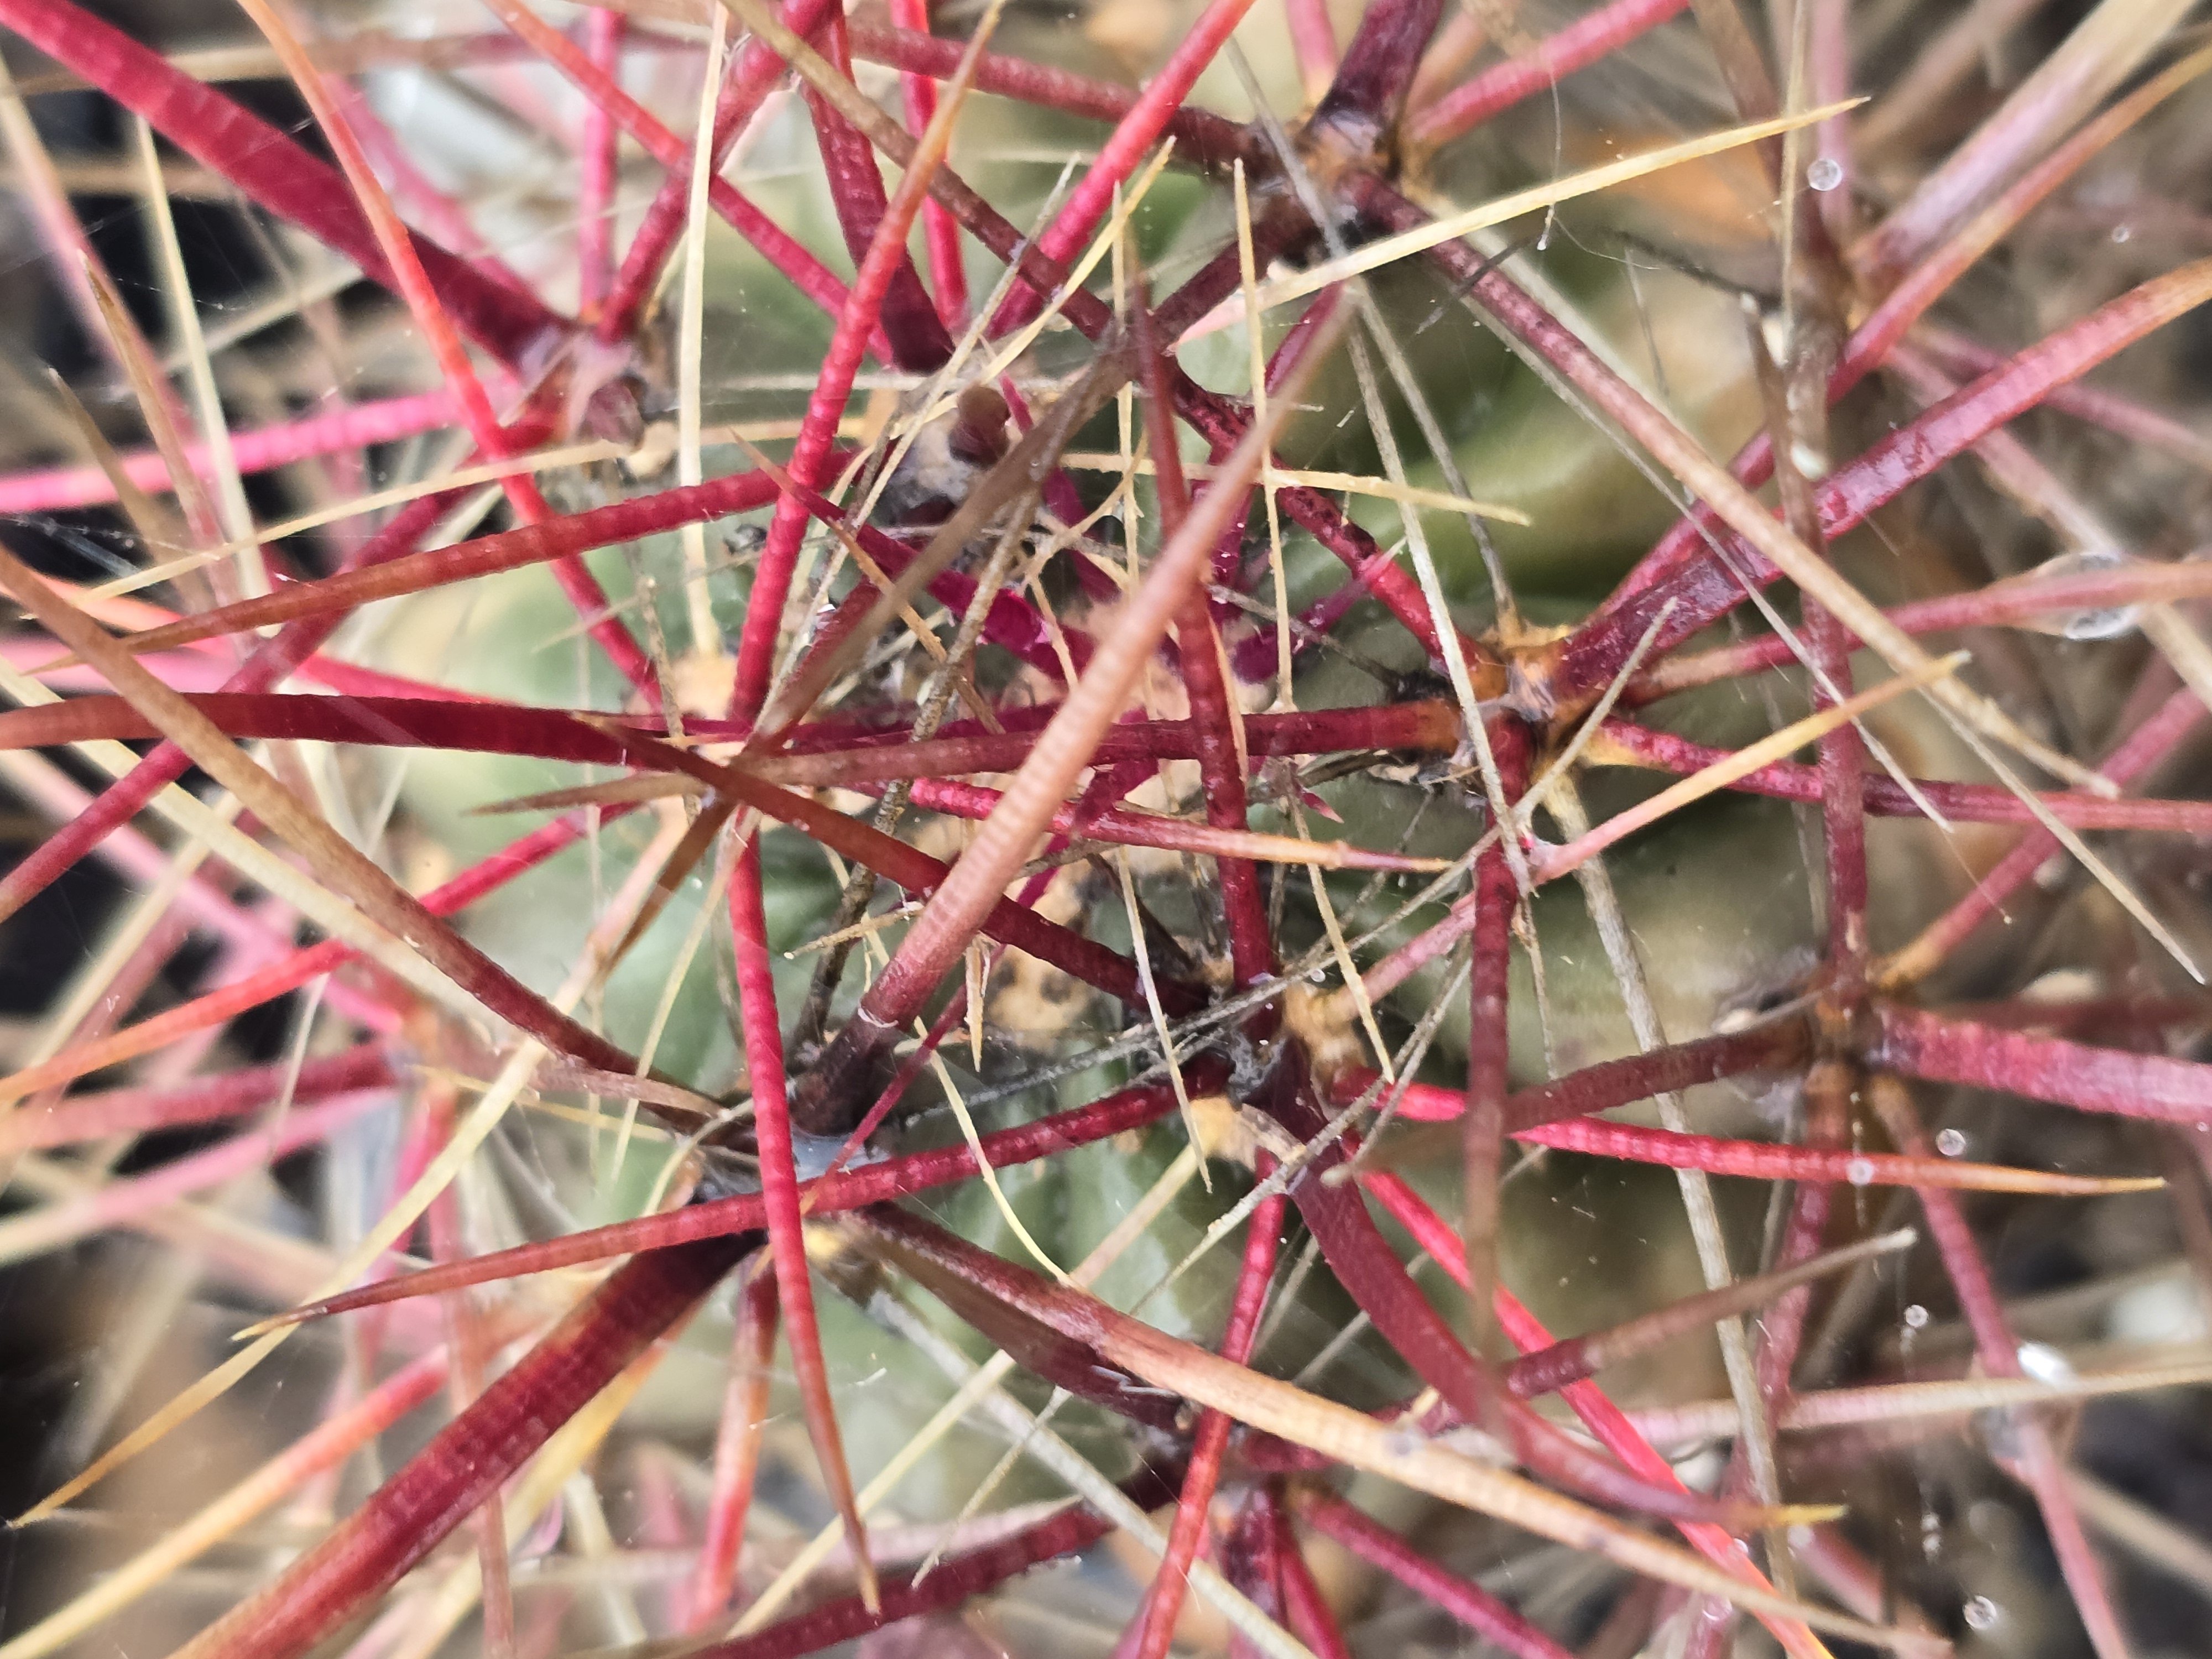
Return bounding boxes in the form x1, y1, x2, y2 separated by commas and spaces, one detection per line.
2017, 1341, 2077, 1386
1846, 1156, 1875, 1186
1903, 1303, 1929, 1329
1807, 157, 1844, 192
1997, 547, 2144, 640
1963, 1595, 2000, 1631
2111, 223, 2132, 243
1936, 1128, 1967, 1158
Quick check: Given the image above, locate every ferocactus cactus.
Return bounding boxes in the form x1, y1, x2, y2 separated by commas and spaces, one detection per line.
1, 2, 2210, 1658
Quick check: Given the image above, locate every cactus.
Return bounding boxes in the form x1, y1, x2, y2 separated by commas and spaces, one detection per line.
0, 1, 2210, 1656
